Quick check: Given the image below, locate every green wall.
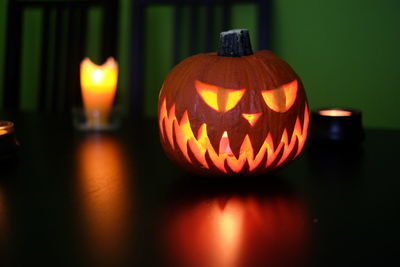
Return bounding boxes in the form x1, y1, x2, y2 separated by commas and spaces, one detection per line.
272, 0, 400, 129
0, 0, 399, 128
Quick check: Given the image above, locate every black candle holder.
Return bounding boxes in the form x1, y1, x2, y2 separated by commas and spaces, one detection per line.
309, 108, 364, 145
0, 121, 19, 159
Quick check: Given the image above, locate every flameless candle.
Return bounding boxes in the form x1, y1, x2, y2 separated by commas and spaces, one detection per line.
318, 109, 352, 117
310, 108, 364, 144
0, 121, 13, 136
80, 57, 118, 128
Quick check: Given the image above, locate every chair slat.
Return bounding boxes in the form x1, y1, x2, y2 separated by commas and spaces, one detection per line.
51, 8, 62, 111
221, 4, 230, 31
188, 6, 198, 56
129, 1, 144, 116
56, 8, 70, 112
44, 8, 57, 111
173, 6, 182, 65
39, 7, 50, 111
3, 0, 118, 112
257, 0, 269, 49
204, 4, 214, 53
101, 1, 119, 61
4, 1, 23, 109
67, 7, 87, 110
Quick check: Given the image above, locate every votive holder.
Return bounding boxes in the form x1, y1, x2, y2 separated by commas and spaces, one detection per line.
72, 107, 122, 131
309, 108, 364, 145
0, 121, 19, 159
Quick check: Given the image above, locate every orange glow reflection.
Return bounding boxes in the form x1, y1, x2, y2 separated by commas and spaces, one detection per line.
164, 194, 308, 267
319, 109, 352, 117
0, 187, 9, 247
195, 80, 245, 112
77, 135, 132, 265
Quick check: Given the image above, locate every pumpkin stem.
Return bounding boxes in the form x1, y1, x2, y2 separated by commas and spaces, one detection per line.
218, 29, 253, 57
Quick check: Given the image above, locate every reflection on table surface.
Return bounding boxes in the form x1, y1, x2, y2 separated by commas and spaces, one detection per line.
162, 179, 309, 267
76, 135, 134, 266
0, 114, 399, 266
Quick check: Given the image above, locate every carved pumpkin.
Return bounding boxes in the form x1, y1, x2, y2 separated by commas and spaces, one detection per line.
158, 29, 309, 175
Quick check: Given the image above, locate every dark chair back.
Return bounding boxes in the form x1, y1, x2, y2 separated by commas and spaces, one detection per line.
129, 0, 271, 117
3, 0, 119, 112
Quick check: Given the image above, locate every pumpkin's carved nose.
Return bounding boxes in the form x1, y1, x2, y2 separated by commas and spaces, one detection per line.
242, 113, 262, 127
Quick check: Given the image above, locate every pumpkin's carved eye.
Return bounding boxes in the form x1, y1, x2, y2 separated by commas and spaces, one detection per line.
261, 80, 298, 112
195, 80, 245, 112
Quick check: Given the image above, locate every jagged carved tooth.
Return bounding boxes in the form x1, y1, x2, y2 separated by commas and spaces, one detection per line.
187, 139, 208, 169
205, 150, 227, 174
207, 127, 225, 155
248, 130, 267, 158
164, 118, 174, 149
229, 130, 248, 159
252, 146, 269, 172
268, 127, 283, 152
164, 104, 176, 149
188, 120, 202, 141
187, 137, 208, 169
270, 130, 288, 167
158, 98, 168, 140
294, 107, 309, 158
265, 133, 277, 168
276, 129, 292, 167
242, 161, 252, 174
159, 118, 165, 141
226, 156, 246, 173
173, 119, 191, 163
230, 135, 252, 172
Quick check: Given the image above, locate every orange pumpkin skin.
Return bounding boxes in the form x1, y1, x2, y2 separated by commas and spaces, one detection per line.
158, 30, 309, 176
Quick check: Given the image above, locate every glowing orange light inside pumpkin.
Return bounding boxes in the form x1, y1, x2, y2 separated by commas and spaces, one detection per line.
80, 57, 118, 126
195, 80, 245, 112
319, 109, 352, 117
159, 98, 309, 174
261, 80, 298, 112
242, 113, 262, 126
219, 131, 234, 156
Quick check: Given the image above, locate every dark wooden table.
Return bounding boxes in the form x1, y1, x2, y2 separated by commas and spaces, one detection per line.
0, 113, 399, 267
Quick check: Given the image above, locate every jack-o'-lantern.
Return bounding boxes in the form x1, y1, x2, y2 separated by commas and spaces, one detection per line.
163, 180, 309, 267
158, 29, 309, 176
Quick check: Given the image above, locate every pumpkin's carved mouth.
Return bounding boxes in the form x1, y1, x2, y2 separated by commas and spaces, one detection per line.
159, 99, 309, 174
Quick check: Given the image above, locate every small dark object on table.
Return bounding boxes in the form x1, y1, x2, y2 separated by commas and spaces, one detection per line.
0, 121, 19, 159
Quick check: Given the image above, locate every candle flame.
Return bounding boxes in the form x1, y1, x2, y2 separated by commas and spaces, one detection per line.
319, 109, 352, 117
80, 57, 118, 93
92, 69, 104, 84
80, 57, 118, 126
